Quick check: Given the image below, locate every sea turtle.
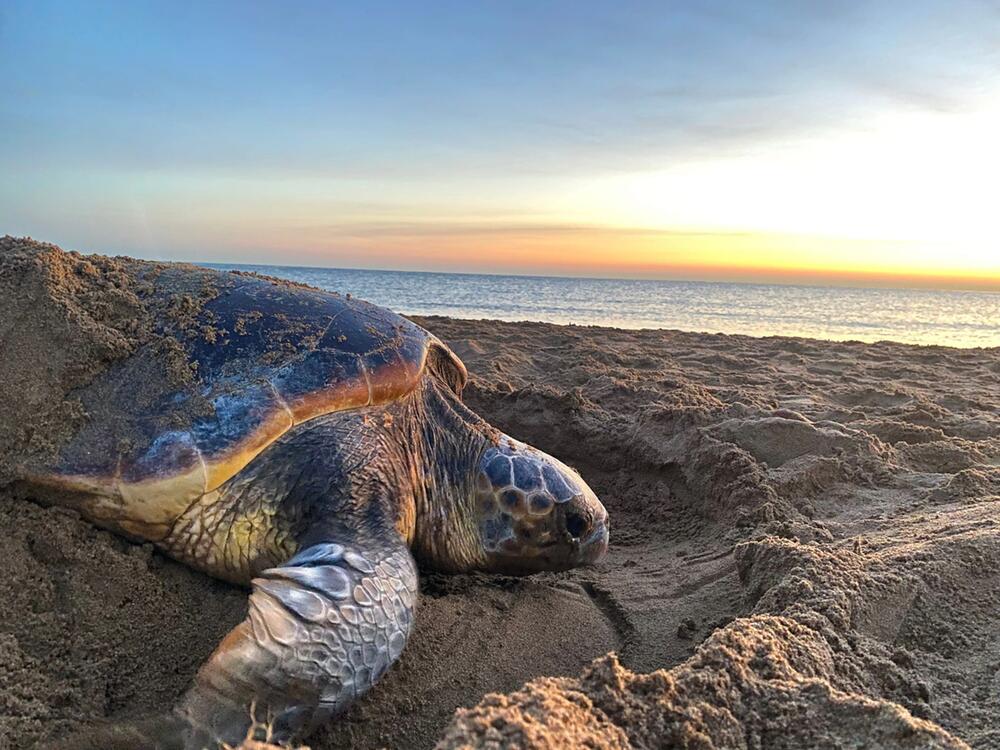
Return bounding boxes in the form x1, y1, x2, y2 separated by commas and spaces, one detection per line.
8, 251, 609, 748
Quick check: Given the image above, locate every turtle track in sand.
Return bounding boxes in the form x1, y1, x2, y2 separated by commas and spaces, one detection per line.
1, 243, 999, 749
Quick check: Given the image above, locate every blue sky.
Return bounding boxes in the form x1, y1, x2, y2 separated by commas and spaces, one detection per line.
1, 1, 998, 284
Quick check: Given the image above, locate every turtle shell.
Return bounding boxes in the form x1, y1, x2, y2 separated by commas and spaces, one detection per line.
28, 262, 466, 538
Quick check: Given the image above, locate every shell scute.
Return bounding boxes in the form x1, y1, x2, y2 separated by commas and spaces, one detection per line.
271, 349, 370, 423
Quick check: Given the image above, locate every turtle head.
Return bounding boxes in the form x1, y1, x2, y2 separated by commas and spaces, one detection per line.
473, 436, 608, 574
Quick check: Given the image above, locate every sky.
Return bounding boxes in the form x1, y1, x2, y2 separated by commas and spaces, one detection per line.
1, 1, 999, 289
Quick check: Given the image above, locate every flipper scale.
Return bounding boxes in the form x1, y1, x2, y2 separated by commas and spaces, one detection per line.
176, 539, 417, 747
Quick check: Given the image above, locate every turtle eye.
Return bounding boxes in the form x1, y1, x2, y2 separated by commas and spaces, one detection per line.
565, 511, 588, 539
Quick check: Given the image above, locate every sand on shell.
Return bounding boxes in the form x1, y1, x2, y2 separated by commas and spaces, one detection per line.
1, 239, 999, 749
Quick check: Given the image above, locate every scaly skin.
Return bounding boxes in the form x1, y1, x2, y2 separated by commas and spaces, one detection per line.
67, 375, 608, 748
160, 377, 489, 584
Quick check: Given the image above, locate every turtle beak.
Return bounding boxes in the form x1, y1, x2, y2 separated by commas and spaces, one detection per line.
579, 507, 609, 565
568, 489, 608, 567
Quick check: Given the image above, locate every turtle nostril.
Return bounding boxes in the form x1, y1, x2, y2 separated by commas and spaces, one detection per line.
565, 511, 588, 539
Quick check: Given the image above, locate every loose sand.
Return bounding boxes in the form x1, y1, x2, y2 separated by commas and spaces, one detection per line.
1, 239, 998, 749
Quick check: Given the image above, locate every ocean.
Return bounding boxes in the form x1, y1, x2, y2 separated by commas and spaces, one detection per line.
205, 264, 1000, 349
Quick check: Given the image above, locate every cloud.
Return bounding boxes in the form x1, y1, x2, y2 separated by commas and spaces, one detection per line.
289, 219, 765, 240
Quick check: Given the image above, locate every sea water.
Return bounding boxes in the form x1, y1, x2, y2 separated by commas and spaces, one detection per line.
205, 264, 1000, 349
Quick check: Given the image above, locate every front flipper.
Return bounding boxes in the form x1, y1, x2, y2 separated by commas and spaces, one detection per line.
177, 536, 418, 747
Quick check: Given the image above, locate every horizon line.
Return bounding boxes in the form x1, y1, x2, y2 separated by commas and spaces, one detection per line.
197, 258, 1000, 295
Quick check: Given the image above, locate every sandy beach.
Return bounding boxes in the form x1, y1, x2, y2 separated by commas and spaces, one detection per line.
1, 240, 999, 749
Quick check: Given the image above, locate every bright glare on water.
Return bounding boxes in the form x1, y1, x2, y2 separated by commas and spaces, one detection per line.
206, 264, 1000, 349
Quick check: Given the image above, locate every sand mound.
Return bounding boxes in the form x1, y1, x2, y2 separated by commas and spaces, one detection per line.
439, 625, 961, 750
0, 237, 150, 484
1, 242, 998, 749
